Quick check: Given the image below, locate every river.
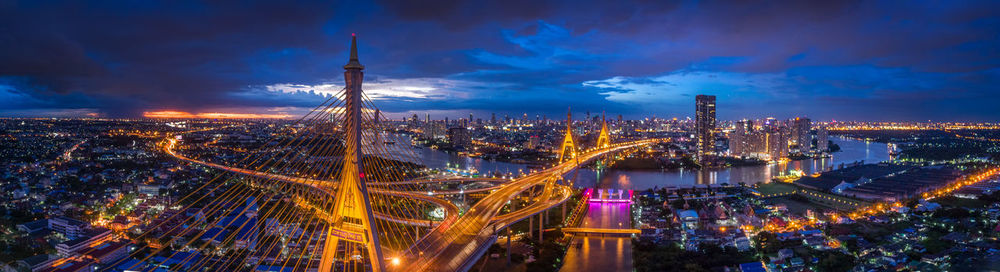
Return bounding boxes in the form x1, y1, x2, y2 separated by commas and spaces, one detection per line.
399, 135, 890, 191
575, 136, 893, 190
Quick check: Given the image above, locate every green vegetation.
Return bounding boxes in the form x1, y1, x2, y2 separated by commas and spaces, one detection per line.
834, 130, 1000, 161
934, 191, 1000, 208
795, 189, 869, 211
721, 156, 769, 166
755, 182, 797, 196
752, 231, 800, 254
608, 157, 662, 170
933, 196, 990, 208
522, 229, 567, 272
632, 239, 756, 272
813, 250, 855, 272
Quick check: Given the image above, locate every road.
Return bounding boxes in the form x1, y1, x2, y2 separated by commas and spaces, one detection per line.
406, 139, 660, 271
163, 127, 659, 271
161, 138, 462, 227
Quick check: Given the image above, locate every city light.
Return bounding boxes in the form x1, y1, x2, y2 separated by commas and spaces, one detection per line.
4, 3, 1000, 271
143, 111, 292, 119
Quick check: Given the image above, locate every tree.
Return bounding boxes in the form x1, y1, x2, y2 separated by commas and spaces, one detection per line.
815, 251, 855, 272
753, 231, 780, 254
683, 263, 710, 272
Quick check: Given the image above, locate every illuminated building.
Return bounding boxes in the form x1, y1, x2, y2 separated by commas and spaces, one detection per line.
695, 94, 716, 161
730, 120, 752, 157
791, 117, 811, 152
448, 126, 471, 149
817, 125, 829, 153
523, 135, 540, 149
49, 217, 88, 240
766, 127, 789, 160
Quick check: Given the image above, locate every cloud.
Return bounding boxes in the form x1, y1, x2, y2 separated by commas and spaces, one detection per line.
583, 65, 1000, 120
584, 70, 792, 104
0, 0, 998, 120
264, 77, 476, 101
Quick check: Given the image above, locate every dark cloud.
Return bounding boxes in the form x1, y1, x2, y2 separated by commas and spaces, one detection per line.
0, 0, 999, 120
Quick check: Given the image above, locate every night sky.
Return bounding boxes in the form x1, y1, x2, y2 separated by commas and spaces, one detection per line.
2, 1, 999, 121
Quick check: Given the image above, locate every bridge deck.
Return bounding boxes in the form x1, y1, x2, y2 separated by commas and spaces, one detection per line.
562, 227, 640, 234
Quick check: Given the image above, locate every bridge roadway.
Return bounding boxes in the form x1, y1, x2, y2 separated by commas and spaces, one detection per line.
161, 138, 506, 227
164, 133, 658, 270
406, 139, 660, 271
561, 228, 640, 235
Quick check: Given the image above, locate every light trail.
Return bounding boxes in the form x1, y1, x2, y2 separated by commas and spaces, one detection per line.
407, 139, 662, 271
160, 136, 462, 227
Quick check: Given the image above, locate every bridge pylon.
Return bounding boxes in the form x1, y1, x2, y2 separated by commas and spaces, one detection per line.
557, 108, 577, 163
596, 112, 610, 149
318, 35, 386, 272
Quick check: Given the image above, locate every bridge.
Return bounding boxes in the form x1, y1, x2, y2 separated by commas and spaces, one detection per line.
560, 228, 641, 236
79, 35, 660, 272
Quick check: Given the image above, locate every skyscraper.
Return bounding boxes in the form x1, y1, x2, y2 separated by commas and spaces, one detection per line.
766, 127, 789, 160
731, 120, 751, 157
817, 125, 829, 153
792, 117, 812, 152
695, 95, 716, 162
448, 127, 471, 149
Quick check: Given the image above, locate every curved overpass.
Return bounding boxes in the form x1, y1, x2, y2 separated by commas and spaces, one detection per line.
161, 138, 460, 227
406, 139, 661, 271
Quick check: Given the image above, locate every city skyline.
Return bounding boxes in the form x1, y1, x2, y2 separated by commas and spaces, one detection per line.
3, 27, 1000, 272
2, 1, 1000, 121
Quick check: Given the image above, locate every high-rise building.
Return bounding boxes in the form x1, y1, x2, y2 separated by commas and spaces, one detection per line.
817, 125, 829, 152
491, 113, 496, 125
731, 119, 782, 160
791, 117, 812, 152
730, 120, 751, 157
425, 122, 445, 139
766, 127, 789, 160
695, 95, 716, 161
448, 127, 471, 149
523, 135, 540, 150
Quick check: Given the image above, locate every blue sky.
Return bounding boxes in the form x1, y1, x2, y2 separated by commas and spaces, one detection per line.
1, 0, 999, 121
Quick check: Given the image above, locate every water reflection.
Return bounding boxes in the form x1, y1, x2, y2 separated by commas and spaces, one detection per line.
574, 137, 892, 190
395, 134, 889, 190
384, 134, 528, 176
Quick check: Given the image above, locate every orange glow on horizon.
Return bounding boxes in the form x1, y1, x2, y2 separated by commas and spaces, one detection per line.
143, 110, 292, 119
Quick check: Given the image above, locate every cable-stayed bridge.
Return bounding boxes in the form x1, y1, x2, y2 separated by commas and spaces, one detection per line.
83, 35, 659, 272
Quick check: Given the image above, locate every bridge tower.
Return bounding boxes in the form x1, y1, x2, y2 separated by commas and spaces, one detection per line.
557, 108, 577, 163
596, 112, 610, 149
319, 35, 386, 272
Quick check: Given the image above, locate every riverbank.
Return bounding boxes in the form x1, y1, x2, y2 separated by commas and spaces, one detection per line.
572, 137, 891, 190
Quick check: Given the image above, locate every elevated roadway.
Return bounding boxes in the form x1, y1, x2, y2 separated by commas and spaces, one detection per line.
406, 139, 661, 271
161, 138, 462, 227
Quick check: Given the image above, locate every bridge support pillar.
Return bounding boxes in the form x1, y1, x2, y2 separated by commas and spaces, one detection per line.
561, 204, 566, 224
506, 227, 511, 266
538, 213, 544, 243
529, 215, 534, 239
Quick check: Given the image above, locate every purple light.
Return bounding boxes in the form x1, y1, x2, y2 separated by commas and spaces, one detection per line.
588, 198, 633, 203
